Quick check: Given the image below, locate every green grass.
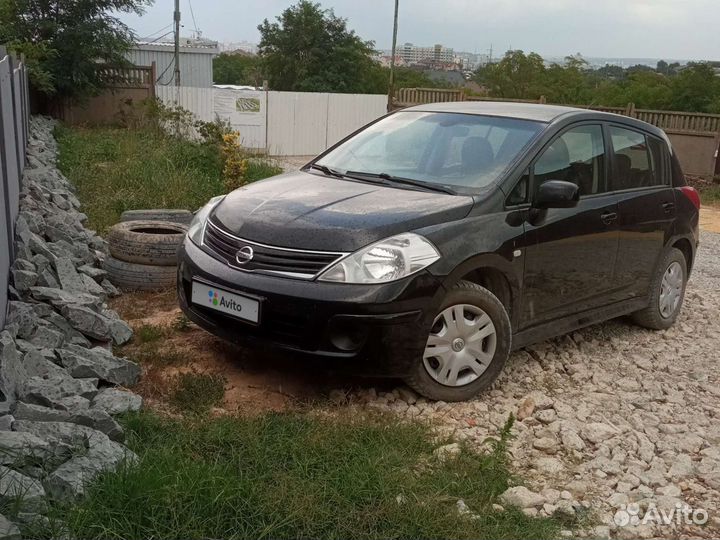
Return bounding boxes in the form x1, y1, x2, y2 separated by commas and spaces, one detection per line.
135, 323, 167, 344
29, 411, 566, 540
700, 184, 720, 206
55, 125, 282, 234
168, 372, 226, 414
171, 313, 192, 332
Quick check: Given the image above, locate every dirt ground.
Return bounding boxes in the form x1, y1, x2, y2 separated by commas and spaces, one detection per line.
700, 206, 720, 233
109, 291, 382, 414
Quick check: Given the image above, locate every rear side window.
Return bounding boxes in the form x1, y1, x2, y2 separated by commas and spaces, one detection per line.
609, 126, 667, 190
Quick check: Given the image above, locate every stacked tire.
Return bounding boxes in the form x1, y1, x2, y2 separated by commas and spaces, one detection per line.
104, 210, 192, 292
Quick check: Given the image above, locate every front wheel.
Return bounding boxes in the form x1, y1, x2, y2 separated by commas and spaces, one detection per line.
631, 247, 688, 330
403, 280, 511, 402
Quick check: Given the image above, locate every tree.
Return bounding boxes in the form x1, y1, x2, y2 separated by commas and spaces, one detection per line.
541, 55, 594, 105
213, 52, 262, 87
0, 0, 150, 100
257, 0, 381, 93
473, 50, 545, 99
595, 70, 672, 109
669, 63, 720, 113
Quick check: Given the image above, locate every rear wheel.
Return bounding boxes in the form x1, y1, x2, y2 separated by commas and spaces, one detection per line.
403, 280, 511, 402
631, 247, 687, 330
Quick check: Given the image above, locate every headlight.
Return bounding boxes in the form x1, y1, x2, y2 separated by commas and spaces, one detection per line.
187, 195, 225, 246
318, 233, 440, 284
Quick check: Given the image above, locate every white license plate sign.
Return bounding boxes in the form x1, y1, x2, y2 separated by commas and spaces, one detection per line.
191, 281, 260, 323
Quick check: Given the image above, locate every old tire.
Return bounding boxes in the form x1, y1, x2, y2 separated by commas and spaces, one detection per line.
107, 220, 187, 266
631, 247, 687, 330
120, 209, 194, 226
403, 280, 511, 402
103, 255, 177, 292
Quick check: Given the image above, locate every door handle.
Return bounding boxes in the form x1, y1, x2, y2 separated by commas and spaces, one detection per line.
662, 202, 675, 214
601, 211, 618, 225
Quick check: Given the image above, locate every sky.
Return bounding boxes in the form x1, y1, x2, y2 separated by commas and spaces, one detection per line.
119, 0, 720, 61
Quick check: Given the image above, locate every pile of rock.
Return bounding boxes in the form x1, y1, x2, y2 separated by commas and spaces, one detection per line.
0, 116, 143, 537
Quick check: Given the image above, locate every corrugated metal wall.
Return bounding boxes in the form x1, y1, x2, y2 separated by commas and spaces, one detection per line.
0, 47, 29, 328
155, 87, 387, 156
127, 46, 214, 88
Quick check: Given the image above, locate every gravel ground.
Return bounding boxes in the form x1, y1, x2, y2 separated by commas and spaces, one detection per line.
273, 155, 314, 172
347, 231, 720, 539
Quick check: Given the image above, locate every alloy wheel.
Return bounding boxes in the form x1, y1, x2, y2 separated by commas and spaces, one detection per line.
423, 304, 497, 387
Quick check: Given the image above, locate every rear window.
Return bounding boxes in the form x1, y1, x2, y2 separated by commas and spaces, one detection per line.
317, 111, 543, 190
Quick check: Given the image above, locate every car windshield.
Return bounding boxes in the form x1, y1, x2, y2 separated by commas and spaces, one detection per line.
315, 111, 543, 190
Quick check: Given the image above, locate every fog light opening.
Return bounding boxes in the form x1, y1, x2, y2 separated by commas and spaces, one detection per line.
329, 321, 369, 352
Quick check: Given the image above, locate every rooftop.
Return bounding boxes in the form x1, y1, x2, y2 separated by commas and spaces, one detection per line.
405, 101, 582, 122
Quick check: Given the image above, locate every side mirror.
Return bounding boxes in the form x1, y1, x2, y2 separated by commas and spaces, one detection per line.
533, 180, 579, 209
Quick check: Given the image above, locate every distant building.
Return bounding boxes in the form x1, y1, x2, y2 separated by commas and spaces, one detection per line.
219, 41, 258, 55
400, 43, 454, 65
127, 38, 219, 88
375, 54, 407, 68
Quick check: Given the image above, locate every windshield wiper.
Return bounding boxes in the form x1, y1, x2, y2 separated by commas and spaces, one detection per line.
347, 171, 456, 195
309, 163, 346, 179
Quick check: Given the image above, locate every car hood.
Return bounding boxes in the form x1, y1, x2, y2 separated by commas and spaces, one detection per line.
211, 171, 474, 252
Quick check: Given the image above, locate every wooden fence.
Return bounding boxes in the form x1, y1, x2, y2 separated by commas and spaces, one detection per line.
96, 64, 156, 87
59, 63, 156, 125
0, 46, 30, 328
393, 87, 720, 136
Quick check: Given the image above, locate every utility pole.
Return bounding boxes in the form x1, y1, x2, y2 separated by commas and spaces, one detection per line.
387, 0, 399, 112
173, 0, 181, 87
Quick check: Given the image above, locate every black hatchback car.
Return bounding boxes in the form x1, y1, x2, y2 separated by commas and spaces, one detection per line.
178, 102, 700, 401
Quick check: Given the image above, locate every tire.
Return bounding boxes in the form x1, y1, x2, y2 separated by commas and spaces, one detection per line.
103, 255, 177, 292
403, 280, 512, 402
107, 220, 187, 266
120, 209, 194, 226
631, 247, 687, 330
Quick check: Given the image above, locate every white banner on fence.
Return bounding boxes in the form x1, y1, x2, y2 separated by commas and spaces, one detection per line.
212, 88, 266, 149
213, 89, 264, 126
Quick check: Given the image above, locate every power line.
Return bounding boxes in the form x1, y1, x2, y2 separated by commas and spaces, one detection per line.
187, 0, 200, 37
144, 23, 173, 39
156, 54, 176, 84
147, 30, 174, 44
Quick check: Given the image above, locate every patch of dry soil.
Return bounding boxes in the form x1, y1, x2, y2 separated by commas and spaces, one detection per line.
109, 290, 377, 414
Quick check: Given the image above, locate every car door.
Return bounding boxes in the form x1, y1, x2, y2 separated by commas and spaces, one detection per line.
608, 125, 676, 301
520, 123, 621, 327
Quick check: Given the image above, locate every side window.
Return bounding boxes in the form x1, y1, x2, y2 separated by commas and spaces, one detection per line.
533, 125, 605, 197
507, 170, 530, 206
647, 136, 668, 186
609, 126, 666, 189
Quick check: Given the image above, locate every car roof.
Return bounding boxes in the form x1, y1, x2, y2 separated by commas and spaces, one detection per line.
401, 100, 668, 138
403, 101, 581, 122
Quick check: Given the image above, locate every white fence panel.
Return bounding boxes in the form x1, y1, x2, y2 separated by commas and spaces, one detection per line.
326, 93, 387, 148
155, 86, 213, 122
267, 91, 329, 156
266, 91, 386, 156
155, 86, 387, 156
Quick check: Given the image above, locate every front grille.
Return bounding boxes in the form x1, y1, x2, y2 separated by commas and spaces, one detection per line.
203, 219, 346, 279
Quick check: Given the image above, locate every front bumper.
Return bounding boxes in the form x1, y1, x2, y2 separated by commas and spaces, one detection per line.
177, 238, 446, 377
